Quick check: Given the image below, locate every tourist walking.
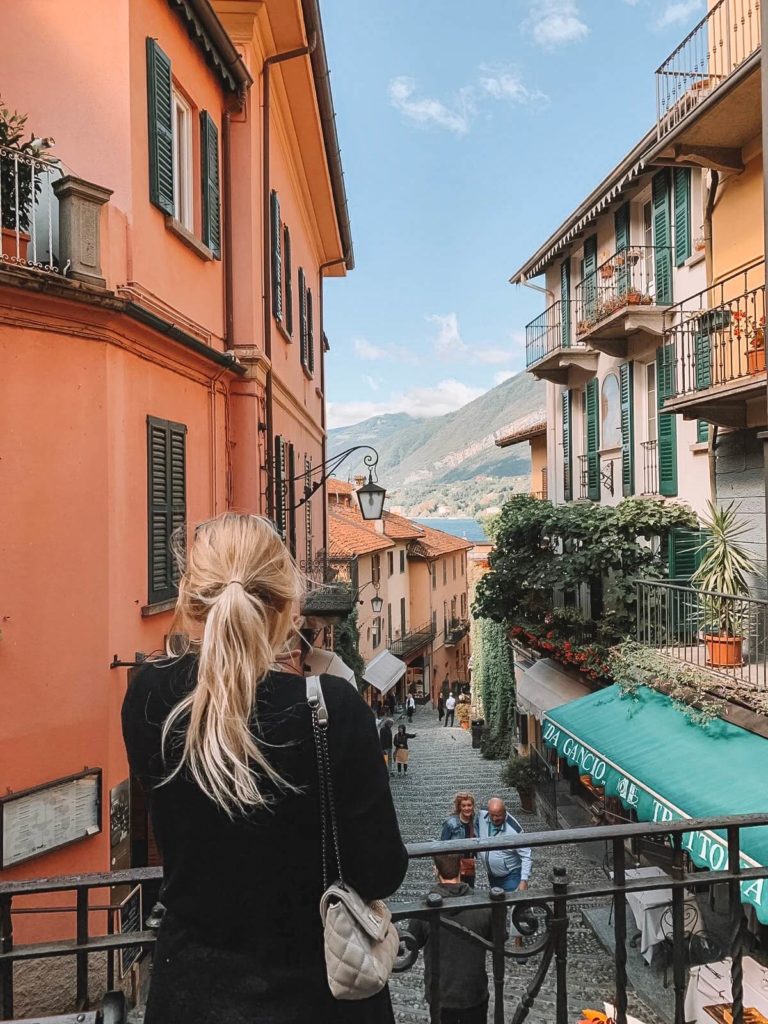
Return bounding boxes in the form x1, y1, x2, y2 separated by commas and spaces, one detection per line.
406, 853, 494, 1023
386, 690, 397, 717
393, 723, 416, 774
444, 692, 456, 727
379, 717, 394, 775
437, 693, 445, 722
440, 793, 478, 887
406, 692, 416, 722
477, 798, 532, 891
121, 513, 408, 1024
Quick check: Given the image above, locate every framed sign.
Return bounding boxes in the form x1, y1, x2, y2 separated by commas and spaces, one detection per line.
0, 769, 102, 868
117, 884, 143, 977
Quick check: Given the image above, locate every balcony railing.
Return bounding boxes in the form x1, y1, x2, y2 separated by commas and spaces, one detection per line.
641, 439, 659, 496
663, 262, 766, 401
0, 145, 61, 275
3, 816, 768, 1023
636, 578, 768, 690
525, 299, 571, 368
300, 553, 357, 617
389, 621, 436, 659
575, 246, 671, 337
532, 467, 549, 501
656, 0, 761, 141
444, 617, 469, 646
578, 454, 589, 499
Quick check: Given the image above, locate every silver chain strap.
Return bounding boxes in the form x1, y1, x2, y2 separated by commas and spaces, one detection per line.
310, 698, 345, 891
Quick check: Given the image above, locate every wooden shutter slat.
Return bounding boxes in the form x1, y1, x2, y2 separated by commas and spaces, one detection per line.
583, 235, 598, 320
674, 167, 691, 267
694, 330, 712, 390
653, 171, 673, 305
615, 203, 630, 296
562, 390, 572, 501
307, 289, 315, 375
305, 456, 313, 566
274, 435, 286, 538
287, 444, 297, 557
620, 362, 634, 496
697, 419, 709, 443
561, 259, 571, 348
298, 268, 308, 369
200, 112, 221, 259
271, 192, 283, 322
586, 378, 600, 500
146, 39, 175, 216
656, 344, 678, 496
284, 226, 293, 337
147, 416, 186, 604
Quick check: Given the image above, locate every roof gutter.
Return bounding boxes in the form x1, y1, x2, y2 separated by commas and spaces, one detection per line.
183, 0, 253, 100
300, 0, 355, 270
125, 301, 246, 375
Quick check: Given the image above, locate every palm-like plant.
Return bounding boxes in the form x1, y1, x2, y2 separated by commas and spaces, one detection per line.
692, 501, 758, 637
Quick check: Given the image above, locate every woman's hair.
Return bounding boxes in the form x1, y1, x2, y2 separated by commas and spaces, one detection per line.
453, 792, 476, 816
161, 513, 304, 816
397, 724, 406, 734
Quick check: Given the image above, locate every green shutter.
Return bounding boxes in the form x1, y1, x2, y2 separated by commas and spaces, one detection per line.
652, 170, 673, 305
584, 235, 598, 319
307, 288, 315, 375
697, 419, 709, 443
656, 344, 678, 496
674, 168, 691, 267
270, 191, 282, 322
298, 267, 308, 368
615, 202, 630, 296
619, 361, 634, 497
668, 528, 705, 581
586, 377, 600, 500
694, 330, 712, 390
287, 442, 297, 557
146, 38, 174, 215
284, 226, 293, 337
200, 112, 221, 258
562, 389, 573, 501
147, 416, 186, 604
305, 456, 313, 566
274, 435, 287, 538
561, 258, 571, 348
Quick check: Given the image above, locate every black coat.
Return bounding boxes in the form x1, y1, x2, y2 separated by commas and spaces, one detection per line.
379, 722, 393, 750
122, 657, 408, 1024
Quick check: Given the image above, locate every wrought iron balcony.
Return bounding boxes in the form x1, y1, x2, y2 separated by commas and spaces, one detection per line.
525, 300, 595, 385
577, 454, 590, 500
640, 440, 659, 496
300, 553, 356, 617
388, 621, 436, 659
636, 578, 768, 691
0, 145, 61, 275
659, 261, 765, 427
444, 617, 469, 646
3, 815, 768, 1023
656, 0, 761, 144
574, 246, 671, 351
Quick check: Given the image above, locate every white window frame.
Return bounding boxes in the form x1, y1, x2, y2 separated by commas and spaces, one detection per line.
646, 362, 658, 443
172, 89, 193, 231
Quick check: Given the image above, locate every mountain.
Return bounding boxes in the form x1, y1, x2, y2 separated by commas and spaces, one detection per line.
328, 372, 545, 517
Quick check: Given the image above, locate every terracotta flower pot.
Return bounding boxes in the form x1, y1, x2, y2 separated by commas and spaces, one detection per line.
705, 634, 743, 667
600, 265, 614, 280
627, 292, 642, 305
1, 226, 30, 263
748, 346, 766, 375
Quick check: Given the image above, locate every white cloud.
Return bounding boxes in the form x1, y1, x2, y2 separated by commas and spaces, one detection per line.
525, 0, 589, 49
475, 347, 511, 365
364, 374, 382, 391
657, 0, 704, 28
353, 337, 387, 361
478, 68, 549, 107
494, 370, 517, 386
388, 77, 474, 135
327, 379, 484, 428
427, 312, 513, 365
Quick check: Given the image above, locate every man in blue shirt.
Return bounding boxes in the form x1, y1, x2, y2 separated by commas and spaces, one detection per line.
477, 798, 532, 891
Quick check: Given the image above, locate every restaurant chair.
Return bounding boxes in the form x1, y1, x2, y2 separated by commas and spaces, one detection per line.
659, 903, 717, 988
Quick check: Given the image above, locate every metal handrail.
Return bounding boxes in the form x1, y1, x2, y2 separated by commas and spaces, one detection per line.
640, 439, 658, 496
388, 621, 436, 658
525, 299, 573, 368
574, 245, 671, 337
0, 144, 61, 274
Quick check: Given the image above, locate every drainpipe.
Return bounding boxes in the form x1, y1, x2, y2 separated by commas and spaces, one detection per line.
703, 170, 720, 505
520, 280, 555, 306
262, 36, 317, 517
319, 255, 348, 554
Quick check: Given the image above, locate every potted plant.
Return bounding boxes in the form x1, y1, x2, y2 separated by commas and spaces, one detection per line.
0, 99, 42, 262
500, 755, 539, 812
627, 290, 642, 305
600, 263, 614, 280
456, 699, 471, 729
733, 310, 767, 374
692, 501, 759, 668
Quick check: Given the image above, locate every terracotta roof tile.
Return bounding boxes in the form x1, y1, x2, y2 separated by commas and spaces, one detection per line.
409, 523, 474, 558
328, 509, 394, 557
328, 477, 355, 496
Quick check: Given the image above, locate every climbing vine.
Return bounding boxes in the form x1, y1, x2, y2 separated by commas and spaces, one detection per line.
333, 609, 366, 693
473, 617, 516, 760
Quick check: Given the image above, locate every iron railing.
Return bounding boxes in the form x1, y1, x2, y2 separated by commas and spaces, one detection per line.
389, 621, 436, 659
525, 300, 574, 368
656, 0, 761, 141
636, 578, 768, 690
300, 553, 357, 616
3, 816, 768, 1024
0, 145, 62, 275
575, 246, 671, 337
578, 454, 589, 499
662, 262, 766, 400
540, 467, 548, 500
444, 617, 469, 646
641, 440, 659, 495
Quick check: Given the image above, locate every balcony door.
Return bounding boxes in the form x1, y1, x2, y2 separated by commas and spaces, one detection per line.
643, 200, 656, 299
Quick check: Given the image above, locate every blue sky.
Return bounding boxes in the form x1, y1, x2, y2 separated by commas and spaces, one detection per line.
321, 0, 706, 427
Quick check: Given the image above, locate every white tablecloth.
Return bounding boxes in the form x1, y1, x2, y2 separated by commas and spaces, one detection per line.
620, 866, 702, 964
684, 956, 768, 1022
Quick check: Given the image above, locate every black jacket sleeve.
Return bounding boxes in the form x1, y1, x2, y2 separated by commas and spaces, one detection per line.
324, 677, 408, 900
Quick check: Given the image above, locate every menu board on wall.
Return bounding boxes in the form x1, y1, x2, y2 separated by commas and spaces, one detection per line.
1, 770, 102, 868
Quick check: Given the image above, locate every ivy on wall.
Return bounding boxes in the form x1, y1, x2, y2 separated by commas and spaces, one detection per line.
473, 617, 516, 760
333, 609, 366, 693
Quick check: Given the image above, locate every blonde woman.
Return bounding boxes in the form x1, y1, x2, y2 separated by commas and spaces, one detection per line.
122, 514, 408, 1024
440, 793, 479, 887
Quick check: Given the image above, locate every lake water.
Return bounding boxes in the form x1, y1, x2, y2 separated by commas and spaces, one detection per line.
414, 517, 489, 543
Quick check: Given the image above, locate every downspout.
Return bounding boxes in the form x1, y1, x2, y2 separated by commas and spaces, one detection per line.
319, 255, 348, 555
262, 36, 317, 517
520, 279, 556, 306
704, 170, 720, 504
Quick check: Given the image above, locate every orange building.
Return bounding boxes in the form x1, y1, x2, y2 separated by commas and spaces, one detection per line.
0, 0, 351, 922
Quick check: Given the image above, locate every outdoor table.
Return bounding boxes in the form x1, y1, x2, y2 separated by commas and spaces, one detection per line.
684, 957, 768, 1022
621, 866, 702, 964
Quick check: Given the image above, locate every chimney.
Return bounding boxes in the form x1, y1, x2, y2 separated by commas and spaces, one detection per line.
353, 475, 366, 488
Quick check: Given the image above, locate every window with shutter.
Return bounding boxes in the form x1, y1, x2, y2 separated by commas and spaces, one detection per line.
619, 362, 634, 496
387, 603, 392, 642
307, 288, 315, 376
615, 203, 630, 296
586, 378, 600, 500
274, 435, 287, 538
652, 171, 673, 304
694, 329, 712, 391
400, 597, 406, 634
147, 416, 187, 604
270, 191, 282, 322
674, 168, 691, 267
287, 443, 297, 557
304, 456, 313, 567
200, 112, 221, 258
697, 419, 709, 443
284, 226, 293, 337
656, 344, 678, 496
400, 549, 405, 573
561, 259, 571, 348
668, 528, 705, 581
298, 268, 308, 369
146, 39, 175, 216
562, 390, 573, 501
583, 236, 598, 319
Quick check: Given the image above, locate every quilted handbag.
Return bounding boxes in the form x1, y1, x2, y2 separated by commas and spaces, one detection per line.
307, 676, 400, 1000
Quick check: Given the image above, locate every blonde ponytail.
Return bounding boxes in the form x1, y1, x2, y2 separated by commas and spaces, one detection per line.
161, 513, 304, 816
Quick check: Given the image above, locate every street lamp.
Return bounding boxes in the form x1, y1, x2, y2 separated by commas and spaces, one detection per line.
356, 474, 387, 521
357, 580, 383, 613
285, 445, 387, 520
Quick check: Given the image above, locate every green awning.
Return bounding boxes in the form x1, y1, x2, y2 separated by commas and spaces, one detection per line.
542, 685, 768, 923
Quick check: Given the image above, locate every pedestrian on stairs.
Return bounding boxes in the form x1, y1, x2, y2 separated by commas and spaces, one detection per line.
393, 724, 416, 774
406, 692, 416, 722
444, 692, 456, 727
379, 717, 394, 775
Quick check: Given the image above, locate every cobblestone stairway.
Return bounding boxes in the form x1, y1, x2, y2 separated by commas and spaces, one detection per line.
387, 706, 664, 1024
